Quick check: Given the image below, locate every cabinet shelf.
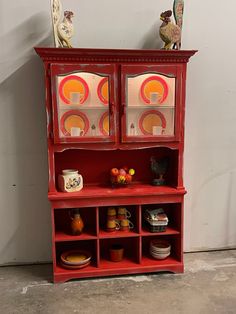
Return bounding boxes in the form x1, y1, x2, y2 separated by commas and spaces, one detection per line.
141, 255, 182, 267
49, 184, 186, 201
99, 257, 139, 269
128, 105, 175, 109
59, 105, 107, 110
99, 230, 139, 239
55, 231, 97, 242
54, 258, 183, 282
141, 227, 180, 236
55, 263, 98, 276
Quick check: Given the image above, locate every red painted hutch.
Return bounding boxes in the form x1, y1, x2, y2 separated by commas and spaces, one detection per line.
35, 47, 196, 283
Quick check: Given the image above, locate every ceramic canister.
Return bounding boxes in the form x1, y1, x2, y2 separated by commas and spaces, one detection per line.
58, 169, 83, 192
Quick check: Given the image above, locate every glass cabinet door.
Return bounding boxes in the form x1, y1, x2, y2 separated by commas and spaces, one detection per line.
51, 64, 116, 143
121, 65, 181, 142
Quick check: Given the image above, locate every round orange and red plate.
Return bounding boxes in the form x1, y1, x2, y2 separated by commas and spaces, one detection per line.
60, 110, 89, 136
59, 75, 89, 105
99, 111, 109, 136
140, 75, 168, 104
97, 77, 109, 105
139, 110, 166, 135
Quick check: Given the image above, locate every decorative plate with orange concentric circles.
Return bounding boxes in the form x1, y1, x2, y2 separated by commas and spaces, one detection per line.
140, 76, 168, 104
97, 77, 109, 105
59, 75, 89, 105
139, 110, 166, 135
99, 111, 109, 136
60, 110, 89, 136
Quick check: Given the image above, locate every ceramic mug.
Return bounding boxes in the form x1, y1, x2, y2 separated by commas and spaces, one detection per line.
120, 219, 134, 231
70, 92, 84, 104
106, 219, 120, 232
150, 92, 161, 104
152, 126, 163, 136
117, 207, 131, 220
107, 207, 116, 220
71, 127, 85, 137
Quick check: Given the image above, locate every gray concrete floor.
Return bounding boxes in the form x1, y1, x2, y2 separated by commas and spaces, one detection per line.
0, 250, 236, 314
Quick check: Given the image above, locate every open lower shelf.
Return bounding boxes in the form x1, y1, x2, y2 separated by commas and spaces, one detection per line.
54, 256, 183, 283
56, 256, 181, 273
52, 184, 184, 283
49, 184, 186, 201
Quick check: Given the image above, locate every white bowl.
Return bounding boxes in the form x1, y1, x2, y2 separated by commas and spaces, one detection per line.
150, 251, 170, 260
150, 240, 171, 252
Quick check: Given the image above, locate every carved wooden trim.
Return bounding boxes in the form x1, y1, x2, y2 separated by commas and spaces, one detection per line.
35, 48, 197, 64
41, 57, 191, 63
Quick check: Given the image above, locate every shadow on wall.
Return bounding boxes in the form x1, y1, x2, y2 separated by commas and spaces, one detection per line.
0, 12, 54, 265
0, 12, 52, 84
140, 22, 163, 49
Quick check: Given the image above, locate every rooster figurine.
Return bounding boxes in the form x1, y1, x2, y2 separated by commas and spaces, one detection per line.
51, 0, 74, 48
150, 157, 169, 186
159, 0, 184, 50
57, 11, 74, 48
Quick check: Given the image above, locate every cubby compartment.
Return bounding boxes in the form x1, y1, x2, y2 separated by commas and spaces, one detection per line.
54, 207, 97, 241
98, 205, 139, 237
54, 147, 179, 189
99, 237, 140, 269
141, 203, 182, 236
55, 240, 98, 270
141, 235, 182, 266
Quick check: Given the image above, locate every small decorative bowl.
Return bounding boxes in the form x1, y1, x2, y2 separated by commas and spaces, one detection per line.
60, 250, 92, 266
111, 181, 130, 188
110, 168, 135, 187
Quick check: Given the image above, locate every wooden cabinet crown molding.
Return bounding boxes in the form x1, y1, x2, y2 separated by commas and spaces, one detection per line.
35, 47, 197, 64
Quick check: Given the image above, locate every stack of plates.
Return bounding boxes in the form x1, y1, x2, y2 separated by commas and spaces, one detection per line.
149, 240, 171, 260
60, 250, 91, 269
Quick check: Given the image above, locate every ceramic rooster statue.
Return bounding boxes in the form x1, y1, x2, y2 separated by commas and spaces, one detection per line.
57, 11, 74, 48
150, 157, 169, 186
159, 0, 184, 50
51, 0, 74, 48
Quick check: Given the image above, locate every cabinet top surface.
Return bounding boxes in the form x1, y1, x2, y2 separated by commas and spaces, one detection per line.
34, 47, 197, 63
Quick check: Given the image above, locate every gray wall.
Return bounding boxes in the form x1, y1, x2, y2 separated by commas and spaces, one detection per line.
0, 0, 236, 264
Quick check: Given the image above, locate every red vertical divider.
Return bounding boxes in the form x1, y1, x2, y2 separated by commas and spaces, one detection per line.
96, 207, 100, 267
137, 205, 142, 264
137, 205, 142, 234
51, 207, 57, 271
96, 239, 100, 268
